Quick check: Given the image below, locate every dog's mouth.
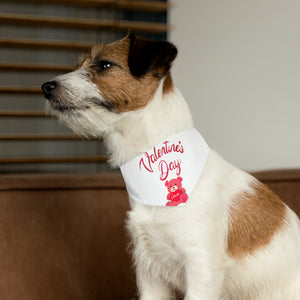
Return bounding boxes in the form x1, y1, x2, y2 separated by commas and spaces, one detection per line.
46, 95, 115, 114
44, 95, 86, 113
49, 102, 89, 112
42, 79, 116, 114
47, 95, 89, 112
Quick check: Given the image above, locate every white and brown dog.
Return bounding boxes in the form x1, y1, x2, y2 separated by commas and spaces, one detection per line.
42, 34, 300, 300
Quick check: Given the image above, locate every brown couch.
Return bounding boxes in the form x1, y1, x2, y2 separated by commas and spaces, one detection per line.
0, 170, 299, 300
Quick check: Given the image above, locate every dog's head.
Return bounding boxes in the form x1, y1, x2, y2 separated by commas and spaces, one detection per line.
41, 34, 177, 137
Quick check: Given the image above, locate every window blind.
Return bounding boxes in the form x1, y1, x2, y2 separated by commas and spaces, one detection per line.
0, 0, 168, 173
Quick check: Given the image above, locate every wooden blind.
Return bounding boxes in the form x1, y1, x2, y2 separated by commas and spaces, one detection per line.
0, 0, 168, 173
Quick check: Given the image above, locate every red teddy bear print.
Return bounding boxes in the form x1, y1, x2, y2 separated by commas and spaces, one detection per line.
165, 177, 188, 206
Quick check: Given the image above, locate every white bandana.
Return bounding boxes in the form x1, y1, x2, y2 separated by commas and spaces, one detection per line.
120, 128, 209, 207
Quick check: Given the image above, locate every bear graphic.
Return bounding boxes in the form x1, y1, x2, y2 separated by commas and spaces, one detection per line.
165, 177, 188, 206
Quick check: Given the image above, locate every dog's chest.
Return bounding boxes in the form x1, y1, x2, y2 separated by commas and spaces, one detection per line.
127, 208, 186, 288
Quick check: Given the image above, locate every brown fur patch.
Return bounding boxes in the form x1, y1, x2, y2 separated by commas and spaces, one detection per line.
163, 71, 174, 94
86, 36, 161, 112
227, 181, 287, 259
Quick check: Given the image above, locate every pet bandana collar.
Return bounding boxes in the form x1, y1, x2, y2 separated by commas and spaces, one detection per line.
120, 128, 209, 207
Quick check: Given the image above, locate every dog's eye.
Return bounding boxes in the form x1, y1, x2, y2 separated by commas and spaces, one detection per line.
96, 60, 112, 71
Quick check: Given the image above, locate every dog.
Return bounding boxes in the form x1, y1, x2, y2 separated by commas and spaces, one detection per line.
42, 34, 300, 300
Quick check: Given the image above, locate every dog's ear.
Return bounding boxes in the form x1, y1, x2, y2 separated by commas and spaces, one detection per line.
165, 181, 169, 187
128, 34, 177, 78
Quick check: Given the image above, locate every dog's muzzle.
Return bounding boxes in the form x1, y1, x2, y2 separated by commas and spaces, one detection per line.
41, 81, 58, 99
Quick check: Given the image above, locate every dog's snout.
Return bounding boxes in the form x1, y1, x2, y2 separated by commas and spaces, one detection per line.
42, 81, 57, 99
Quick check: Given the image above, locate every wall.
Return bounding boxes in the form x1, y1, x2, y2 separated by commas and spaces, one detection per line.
169, 0, 300, 171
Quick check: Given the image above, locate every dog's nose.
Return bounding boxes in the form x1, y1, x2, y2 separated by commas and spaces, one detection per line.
41, 81, 57, 99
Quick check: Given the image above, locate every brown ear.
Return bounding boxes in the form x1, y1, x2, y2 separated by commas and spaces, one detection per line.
128, 34, 177, 78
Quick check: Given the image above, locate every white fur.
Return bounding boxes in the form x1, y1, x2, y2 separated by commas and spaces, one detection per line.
46, 65, 122, 138
48, 65, 300, 300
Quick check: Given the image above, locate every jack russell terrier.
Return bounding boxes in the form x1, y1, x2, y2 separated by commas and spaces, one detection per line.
42, 34, 300, 300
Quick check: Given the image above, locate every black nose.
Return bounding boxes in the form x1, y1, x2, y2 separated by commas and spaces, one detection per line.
41, 81, 57, 99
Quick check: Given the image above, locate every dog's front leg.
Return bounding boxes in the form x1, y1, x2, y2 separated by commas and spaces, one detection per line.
136, 266, 173, 300
183, 251, 225, 300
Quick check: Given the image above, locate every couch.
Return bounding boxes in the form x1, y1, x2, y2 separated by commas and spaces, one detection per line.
0, 170, 298, 300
